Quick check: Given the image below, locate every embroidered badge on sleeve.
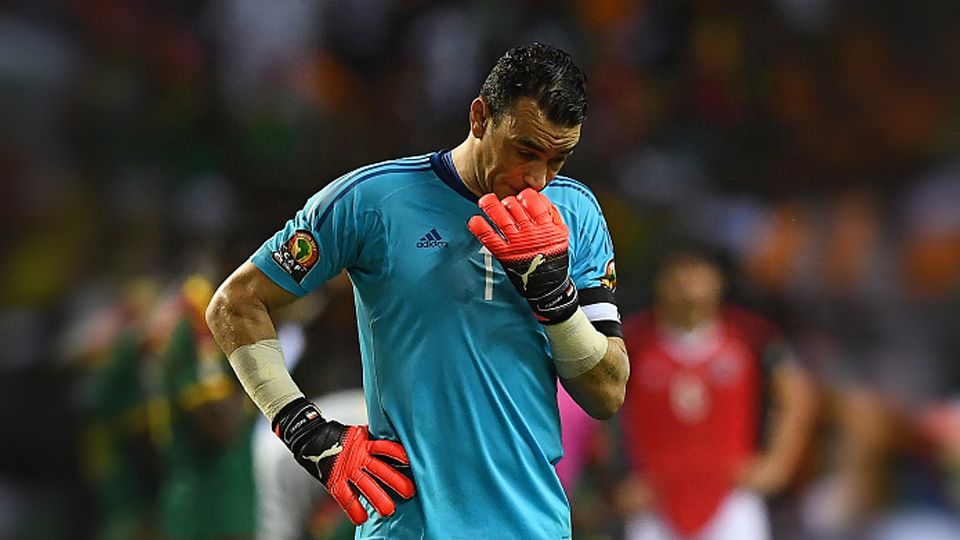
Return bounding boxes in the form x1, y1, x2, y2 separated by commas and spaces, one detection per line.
272, 230, 319, 284
600, 258, 617, 291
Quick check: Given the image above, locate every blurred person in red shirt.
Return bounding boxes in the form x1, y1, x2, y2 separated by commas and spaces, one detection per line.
617, 248, 818, 540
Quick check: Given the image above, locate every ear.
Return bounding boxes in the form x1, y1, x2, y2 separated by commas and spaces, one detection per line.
469, 97, 490, 139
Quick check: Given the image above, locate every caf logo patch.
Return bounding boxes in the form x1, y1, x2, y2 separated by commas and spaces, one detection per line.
272, 230, 320, 284
600, 258, 617, 290
288, 231, 319, 269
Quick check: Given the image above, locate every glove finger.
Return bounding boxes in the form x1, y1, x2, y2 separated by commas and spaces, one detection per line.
518, 188, 554, 225
478, 193, 518, 234
342, 496, 369, 525
332, 483, 369, 525
503, 196, 531, 226
551, 204, 566, 227
467, 215, 507, 252
368, 438, 410, 465
353, 471, 397, 517
366, 456, 416, 499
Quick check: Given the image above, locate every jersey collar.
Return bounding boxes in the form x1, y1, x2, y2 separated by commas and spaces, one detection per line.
430, 150, 479, 203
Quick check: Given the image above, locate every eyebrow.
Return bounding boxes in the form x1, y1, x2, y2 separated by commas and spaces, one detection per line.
516, 137, 575, 157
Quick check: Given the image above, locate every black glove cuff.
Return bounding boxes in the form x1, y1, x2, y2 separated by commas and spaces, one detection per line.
272, 397, 329, 454
530, 276, 579, 325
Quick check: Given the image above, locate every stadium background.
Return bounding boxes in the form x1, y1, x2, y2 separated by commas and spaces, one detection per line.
2, 0, 960, 538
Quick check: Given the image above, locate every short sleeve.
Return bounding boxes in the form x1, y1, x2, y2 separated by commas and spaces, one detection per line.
251, 177, 373, 297
569, 194, 617, 293
564, 184, 621, 337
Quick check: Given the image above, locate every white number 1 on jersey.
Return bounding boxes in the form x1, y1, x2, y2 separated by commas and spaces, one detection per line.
479, 246, 494, 301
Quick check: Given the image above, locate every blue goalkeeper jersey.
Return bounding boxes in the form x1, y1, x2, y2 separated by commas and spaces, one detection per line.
252, 151, 621, 540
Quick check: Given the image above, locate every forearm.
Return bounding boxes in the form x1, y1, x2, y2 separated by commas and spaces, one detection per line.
205, 263, 304, 420
769, 378, 815, 462
547, 309, 629, 419
466, 189, 629, 417
761, 366, 818, 480
559, 336, 628, 419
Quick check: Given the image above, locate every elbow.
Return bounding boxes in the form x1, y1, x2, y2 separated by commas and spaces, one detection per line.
204, 290, 220, 330
580, 379, 625, 420
583, 341, 630, 420
591, 384, 626, 420
591, 343, 629, 419
204, 286, 232, 338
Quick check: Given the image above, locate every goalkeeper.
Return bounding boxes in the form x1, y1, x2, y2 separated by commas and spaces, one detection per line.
206, 43, 629, 539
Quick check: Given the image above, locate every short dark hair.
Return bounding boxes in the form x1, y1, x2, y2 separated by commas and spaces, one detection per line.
654, 239, 727, 276
479, 43, 587, 128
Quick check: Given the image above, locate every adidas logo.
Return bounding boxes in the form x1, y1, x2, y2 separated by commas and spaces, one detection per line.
416, 228, 448, 248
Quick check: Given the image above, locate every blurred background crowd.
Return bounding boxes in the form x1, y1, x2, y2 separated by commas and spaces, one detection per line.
2, 0, 960, 538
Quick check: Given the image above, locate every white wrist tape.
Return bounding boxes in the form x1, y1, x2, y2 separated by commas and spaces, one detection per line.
228, 339, 304, 421
545, 308, 609, 379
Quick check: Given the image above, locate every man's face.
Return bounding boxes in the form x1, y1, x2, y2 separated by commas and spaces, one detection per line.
655, 261, 724, 329
475, 97, 581, 199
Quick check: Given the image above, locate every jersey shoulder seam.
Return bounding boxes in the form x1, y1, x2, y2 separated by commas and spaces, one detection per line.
548, 176, 603, 215
307, 157, 432, 228
308, 154, 432, 207
359, 177, 440, 211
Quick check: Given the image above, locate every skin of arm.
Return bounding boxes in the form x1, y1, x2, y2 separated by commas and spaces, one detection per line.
208, 263, 630, 420
560, 336, 630, 420
205, 261, 299, 359
739, 362, 819, 494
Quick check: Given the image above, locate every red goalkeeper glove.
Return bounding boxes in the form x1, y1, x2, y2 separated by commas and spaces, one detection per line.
468, 188, 579, 324
272, 397, 415, 525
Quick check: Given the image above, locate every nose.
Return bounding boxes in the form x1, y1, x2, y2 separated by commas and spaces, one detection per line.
523, 165, 548, 191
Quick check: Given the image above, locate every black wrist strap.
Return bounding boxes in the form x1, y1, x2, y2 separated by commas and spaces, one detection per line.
532, 276, 579, 324
272, 397, 327, 453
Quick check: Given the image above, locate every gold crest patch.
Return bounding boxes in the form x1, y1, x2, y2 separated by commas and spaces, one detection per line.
272, 230, 320, 284
600, 258, 617, 290
288, 231, 319, 268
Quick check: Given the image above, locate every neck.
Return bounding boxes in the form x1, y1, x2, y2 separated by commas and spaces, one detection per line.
451, 139, 485, 197
659, 307, 718, 332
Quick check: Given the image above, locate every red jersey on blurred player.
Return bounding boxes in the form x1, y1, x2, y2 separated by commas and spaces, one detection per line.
618, 250, 816, 540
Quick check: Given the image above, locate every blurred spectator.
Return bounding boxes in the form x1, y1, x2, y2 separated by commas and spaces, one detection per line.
81, 277, 161, 540
795, 174, 960, 539
151, 274, 257, 540
616, 249, 817, 540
